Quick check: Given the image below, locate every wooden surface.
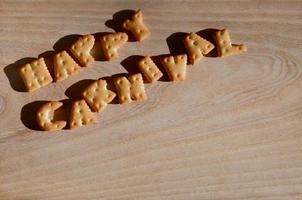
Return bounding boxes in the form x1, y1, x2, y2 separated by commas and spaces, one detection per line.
1, 0, 302, 199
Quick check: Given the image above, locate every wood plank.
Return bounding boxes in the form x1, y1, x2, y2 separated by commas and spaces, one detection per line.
0, 0, 302, 199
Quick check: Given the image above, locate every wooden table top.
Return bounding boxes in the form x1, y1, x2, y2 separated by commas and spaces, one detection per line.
1, 0, 302, 199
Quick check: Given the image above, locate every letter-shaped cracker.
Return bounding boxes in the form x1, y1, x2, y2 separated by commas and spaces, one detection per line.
160, 54, 187, 81
19, 57, 53, 92
82, 79, 116, 112
214, 28, 247, 57
54, 51, 81, 82
100, 32, 128, 61
114, 73, 147, 104
69, 100, 97, 129
184, 32, 214, 64
70, 34, 95, 67
37, 101, 67, 131
138, 56, 163, 83
123, 9, 150, 41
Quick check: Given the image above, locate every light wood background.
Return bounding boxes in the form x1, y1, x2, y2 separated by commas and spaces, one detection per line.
1, 0, 302, 199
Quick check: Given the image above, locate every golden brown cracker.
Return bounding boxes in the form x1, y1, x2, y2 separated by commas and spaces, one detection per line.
138, 56, 163, 83
36, 101, 67, 131
70, 34, 95, 67
184, 32, 214, 64
54, 51, 81, 82
214, 28, 247, 57
160, 54, 187, 81
19, 57, 53, 92
100, 32, 128, 61
82, 79, 116, 112
123, 9, 150, 41
114, 73, 147, 104
69, 100, 97, 129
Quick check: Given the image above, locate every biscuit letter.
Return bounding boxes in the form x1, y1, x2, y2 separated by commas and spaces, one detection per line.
100, 32, 128, 61
37, 101, 67, 131
123, 9, 150, 41
54, 51, 81, 82
19, 57, 53, 92
138, 56, 163, 83
70, 34, 95, 67
114, 73, 147, 104
214, 28, 247, 57
82, 79, 116, 112
184, 32, 214, 64
70, 100, 97, 129
160, 54, 187, 81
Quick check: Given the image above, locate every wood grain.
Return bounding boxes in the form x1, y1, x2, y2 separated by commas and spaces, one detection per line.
1, 0, 302, 199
